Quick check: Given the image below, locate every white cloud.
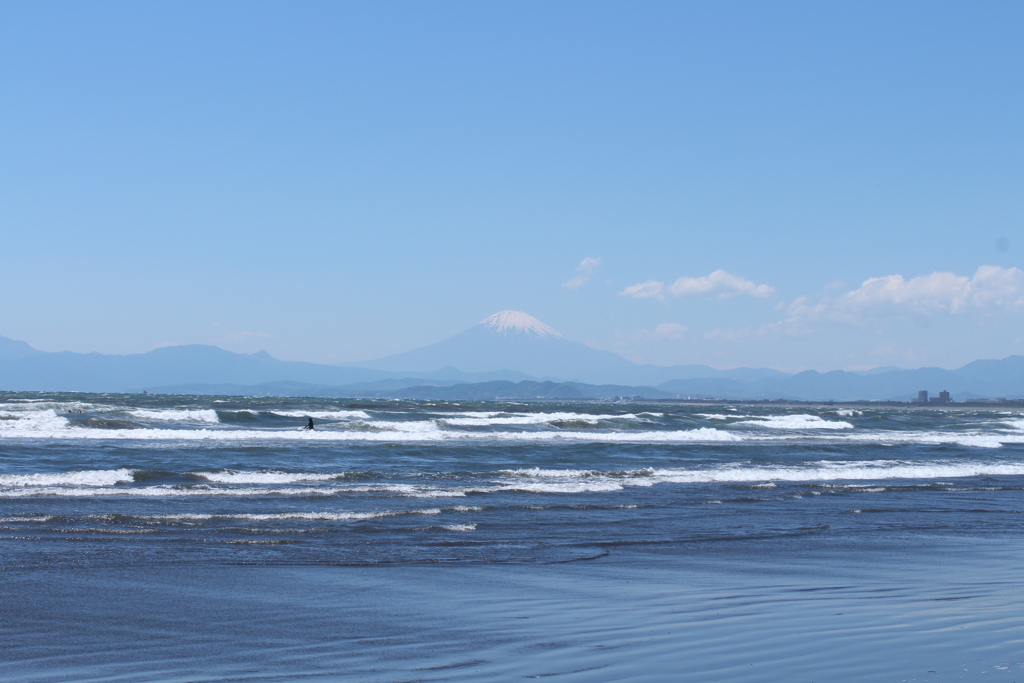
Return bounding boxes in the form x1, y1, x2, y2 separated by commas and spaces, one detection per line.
563, 256, 602, 289
650, 322, 688, 340
774, 266, 1024, 327
752, 265, 1024, 339
619, 269, 775, 300
619, 280, 666, 299
694, 266, 1024, 344
839, 265, 1024, 315
670, 270, 775, 299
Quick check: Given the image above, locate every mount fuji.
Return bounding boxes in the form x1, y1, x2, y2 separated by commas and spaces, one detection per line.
353, 311, 640, 383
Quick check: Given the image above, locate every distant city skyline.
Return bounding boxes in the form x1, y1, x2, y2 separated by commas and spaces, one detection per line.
2, 1, 1022, 371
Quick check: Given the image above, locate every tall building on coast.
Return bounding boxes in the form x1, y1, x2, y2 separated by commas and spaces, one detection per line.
918, 390, 952, 403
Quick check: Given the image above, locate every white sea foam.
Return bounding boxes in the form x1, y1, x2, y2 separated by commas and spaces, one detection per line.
696, 413, 731, 420
4, 459, 1024, 500
0, 485, 357, 498
0, 468, 136, 487
365, 482, 466, 498
440, 412, 643, 426
490, 467, 651, 493
0, 424, 741, 444
430, 411, 503, 418
500, 467, 610, 477
223, 508, 442, 521
0, 514, 57, 522
270, 410, 371, 419
360, 420, 446, 434
398, 488, 468, 498
489, 460, 1024, 492
0, 401, 103, 412
492, 428, 742, 442
0, 409, 72, 433
735, 414, 854, 430
440, 524, 476, 531
494, 479, 629, 493
116, 508, 445, 522
4, 412, 1024, 450
130, 409, 220, 423
649, 461, 1024, 484
839, 430, 1024, 449
835, 409, 864, 417
0, 480, 471, 499
192, 470, 343, 484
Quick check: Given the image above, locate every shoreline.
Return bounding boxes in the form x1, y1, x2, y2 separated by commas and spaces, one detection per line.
3, 537, 1022, 682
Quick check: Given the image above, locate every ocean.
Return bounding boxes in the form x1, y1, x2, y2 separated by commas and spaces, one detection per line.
2, 393, 1023, 681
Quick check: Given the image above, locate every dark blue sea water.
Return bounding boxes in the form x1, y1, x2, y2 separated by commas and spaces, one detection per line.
2, 393, 1023, 681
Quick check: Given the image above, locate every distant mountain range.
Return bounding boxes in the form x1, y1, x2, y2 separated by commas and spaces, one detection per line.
345, 311, 786, 385
2, 311, 1023, 401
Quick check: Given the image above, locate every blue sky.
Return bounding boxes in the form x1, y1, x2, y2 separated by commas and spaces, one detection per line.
2, 1, 1022, 371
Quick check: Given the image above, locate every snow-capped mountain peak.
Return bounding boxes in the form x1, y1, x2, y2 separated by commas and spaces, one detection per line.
479, 311, 565, 339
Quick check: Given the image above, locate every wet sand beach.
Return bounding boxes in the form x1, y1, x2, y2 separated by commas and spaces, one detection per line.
3, 535, 1022, 682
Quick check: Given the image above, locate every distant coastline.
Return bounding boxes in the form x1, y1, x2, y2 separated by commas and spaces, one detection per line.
2, 387, 1019, 408
4, 324, 1024, 402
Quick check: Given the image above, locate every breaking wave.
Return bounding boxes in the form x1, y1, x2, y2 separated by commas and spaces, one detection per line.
439, 412, 645, 426
0, 409, 71, 433
130, 409, 220, 423
735, 414, 854, 429
7, 459, 1024, 500
0, 468, 137, 487
267, 410, 371, 420
486, 460, 1024, 492
192, 470, 348, 484
0, 419, 743, 443
3, 402, 1024, 451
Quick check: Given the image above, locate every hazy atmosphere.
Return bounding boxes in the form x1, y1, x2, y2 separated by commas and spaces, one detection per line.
6, 5, 1024, 683
3, 1, 1023, 371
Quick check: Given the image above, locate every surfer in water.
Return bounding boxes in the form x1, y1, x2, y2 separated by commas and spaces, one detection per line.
304, 417, 314, 431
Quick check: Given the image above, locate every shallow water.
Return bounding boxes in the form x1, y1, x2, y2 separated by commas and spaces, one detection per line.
2, 393, 1023, 680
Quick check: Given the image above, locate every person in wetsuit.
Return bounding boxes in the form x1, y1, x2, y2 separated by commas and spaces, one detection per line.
305, 417, 314, 430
